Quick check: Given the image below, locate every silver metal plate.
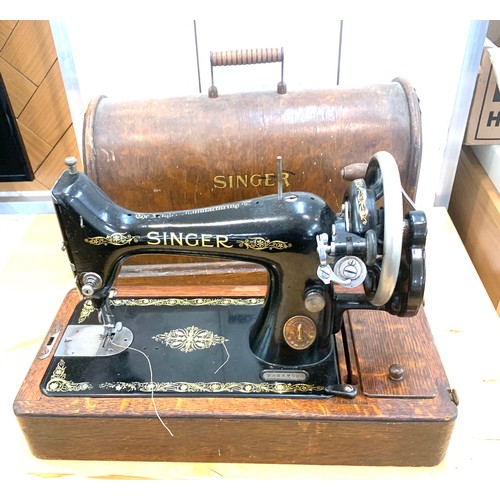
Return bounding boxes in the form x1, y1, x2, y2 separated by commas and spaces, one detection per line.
54, 324, 134, 357
260, 370, 309, 382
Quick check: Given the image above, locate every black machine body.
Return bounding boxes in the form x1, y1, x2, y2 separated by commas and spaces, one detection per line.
49, 152, 426, 398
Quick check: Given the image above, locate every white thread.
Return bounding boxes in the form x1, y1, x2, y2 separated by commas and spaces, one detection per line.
109, 331, 231, 433
214, 341, 230, 374
109, 338, 173, 437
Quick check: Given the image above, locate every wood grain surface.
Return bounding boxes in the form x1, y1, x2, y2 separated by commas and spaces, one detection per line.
449, 146, 500, 312
84, 79, 421, 214
14, 285, 457, 466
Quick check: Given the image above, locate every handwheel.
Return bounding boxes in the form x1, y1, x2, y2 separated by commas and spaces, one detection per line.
364, 151, 403, 307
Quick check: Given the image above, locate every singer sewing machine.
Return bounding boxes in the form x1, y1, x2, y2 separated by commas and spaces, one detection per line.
14, 151, 457, 466
44, 150, 425, 398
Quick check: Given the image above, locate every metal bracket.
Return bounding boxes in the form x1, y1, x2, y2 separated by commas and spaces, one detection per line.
324, 383, 358, 398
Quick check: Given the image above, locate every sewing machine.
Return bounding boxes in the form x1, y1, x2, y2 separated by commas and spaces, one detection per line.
13, 62, 456, 464
14, 150, 456, 466
43, 150, 424, 397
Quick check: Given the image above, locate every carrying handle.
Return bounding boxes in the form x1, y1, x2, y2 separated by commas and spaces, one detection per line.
208, 47, 286, 97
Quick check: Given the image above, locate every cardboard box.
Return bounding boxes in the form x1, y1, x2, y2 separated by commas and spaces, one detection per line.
464, 42, 500, 145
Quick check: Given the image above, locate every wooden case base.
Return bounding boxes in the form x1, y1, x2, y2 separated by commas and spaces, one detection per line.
13, 285, 457, 466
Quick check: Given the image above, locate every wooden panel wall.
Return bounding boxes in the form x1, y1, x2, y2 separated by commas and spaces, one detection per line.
0, 20, 81, 192
449, 146, 500, 315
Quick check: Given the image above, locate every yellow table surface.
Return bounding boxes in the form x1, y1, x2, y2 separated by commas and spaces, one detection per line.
1, 207, 499, 487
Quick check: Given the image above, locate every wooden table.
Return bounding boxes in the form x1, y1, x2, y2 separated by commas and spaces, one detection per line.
1, 208, 499, 485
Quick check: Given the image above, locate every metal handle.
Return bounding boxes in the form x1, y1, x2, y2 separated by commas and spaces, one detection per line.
209, 47, 286, 97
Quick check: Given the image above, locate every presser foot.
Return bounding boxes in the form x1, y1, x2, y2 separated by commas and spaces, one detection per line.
54, 323, 134, 357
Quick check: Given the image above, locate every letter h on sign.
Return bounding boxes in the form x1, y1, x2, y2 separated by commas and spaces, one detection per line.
488, 84, 500, 127
487, 111, 500, 127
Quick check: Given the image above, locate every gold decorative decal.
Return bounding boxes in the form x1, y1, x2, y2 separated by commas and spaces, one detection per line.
99, 380, 324, 394
84, 232, 140, 246
45, 360, 92, 392
354, 179, 369, 226
111, 297, 264, 307
78, 300, 96, 323
237, 237, 291, 251
283, 316, 317, 350
153, 326, 227, 353
77, 297, 264, 324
